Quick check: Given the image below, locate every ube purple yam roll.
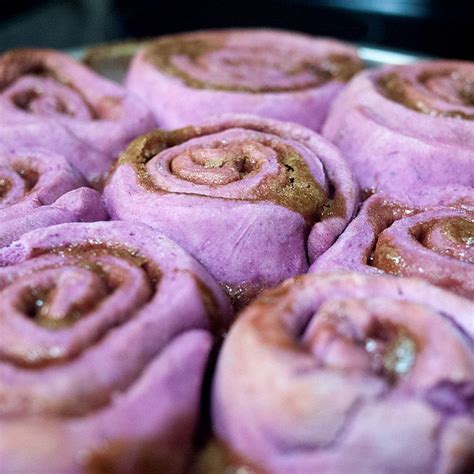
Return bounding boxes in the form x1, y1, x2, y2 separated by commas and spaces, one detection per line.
311, 185, 474, 300
323, 61, 474, 197
104, 114, 358, 306
0, 147, 107, 247
126, 29, 362, 131
0, 49, 155, 183
0, 221, 231, 473
213, 272, 474, 473
0, 121, 116, 186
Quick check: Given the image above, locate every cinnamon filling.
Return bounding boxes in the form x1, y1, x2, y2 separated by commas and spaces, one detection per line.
18, 276, 109, 330
442, 218, 474, 247
120, 125, 338, 225
170, 142, 261, 185
1, 243, 161, 369
13, 164, 39, 192
365, 319, 417, 382
0, 52, 50, 89
21, 243, 161, 332
11, 88, 41, 111
307, 309, 418, 384
366, 206, 473, 297
11, 85, 79, 117
31, 242, 162, 284
169, 138, 327, 221
146, 35, 361, 92
0, 177, 12, 200
413, 216, 474, 263
460, 80, 474, 105
365, 199, 413, 267
364, 199, 474, 266
0, 50, 100, 118
378, 69, 474, 120
371, 238, 406, 275
419, 70, 474, 107
371, 217, 474, 275
189, 438, 265, 474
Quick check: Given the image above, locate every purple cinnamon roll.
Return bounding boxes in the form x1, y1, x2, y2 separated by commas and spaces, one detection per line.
0, 221, 231, 473
104, 114, 357, 306
0, 49, 155, 183
0, 122, 114, 185
126, 29, 362, 131
311, 186, 474, 300
0, 147, 107, 247
213, 272, 474, 473
323, 60, 474, 197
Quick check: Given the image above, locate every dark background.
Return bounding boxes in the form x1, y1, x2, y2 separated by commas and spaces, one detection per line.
1, 0, 473, 59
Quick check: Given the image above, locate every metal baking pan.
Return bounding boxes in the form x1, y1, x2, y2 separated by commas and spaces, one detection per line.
69, 39, 429, 84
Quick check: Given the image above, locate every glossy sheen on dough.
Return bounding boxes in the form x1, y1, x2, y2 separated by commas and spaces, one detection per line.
0, 49, 155, 182
126, 29, 362, 131
104, 114, 358, 306
323, 61, 474, 197
213, 272, 474, 473
0, 221, 232, 473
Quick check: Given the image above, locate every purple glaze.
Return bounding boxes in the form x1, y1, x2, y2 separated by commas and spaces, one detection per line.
103, 114, 358, 305
213, 272, 474, 473
322, 61, 474, 197
0, 221, 231, 472
0, 49, 155, 183
0, 147, 108, 247
126, 29, 362, 131
311, 186, 474, 302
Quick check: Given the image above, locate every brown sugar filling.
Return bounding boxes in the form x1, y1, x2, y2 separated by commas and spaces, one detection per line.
145, 34, 361, 93
0, 49, 99, 118
118, 124, 344, 225
378, 69, 474, 120
0, 177, 12, 201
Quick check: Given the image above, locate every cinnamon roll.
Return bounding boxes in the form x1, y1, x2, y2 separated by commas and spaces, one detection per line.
126, 29, 362, 131
0, 49, 155, 183
311, 186, 474, 300
0, 147, 107, 247
323, 61, 474, 197
104, 115, 357, 306
0, 221, 231, 473
213, 272, 474, 473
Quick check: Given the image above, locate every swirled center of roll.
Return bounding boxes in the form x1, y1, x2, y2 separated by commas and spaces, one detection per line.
5, 75, 93, 119
0, 52, 127, 120
378, 65, 474, 119
0, 244, 157, 366
170, 141, 267, 185
441, 218, 474, 246
128, 127, 329, 224
365, 207, 474, 299
305, 299, 419, 383
0, 162, 39, 207
17, 267, 109, 329
146, 35, 361, 92
365, 319, 417, 380
417, 217, 474, 263
421, 71, 474, 106
373, 216, 474, 275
